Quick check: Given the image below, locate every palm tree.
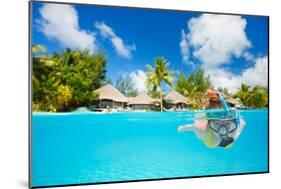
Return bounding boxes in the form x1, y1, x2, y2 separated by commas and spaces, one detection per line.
240, 83, 250, 93
234, 83, 251, 105
234, 84, 268, 108
32, 45, 46, 54
175, 69, 212, 109
217, 87, 231, 96
248, 86, 268, 108
146, 57, 174, 111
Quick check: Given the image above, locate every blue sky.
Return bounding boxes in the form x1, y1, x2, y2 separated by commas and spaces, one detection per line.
32, 2, 268, 93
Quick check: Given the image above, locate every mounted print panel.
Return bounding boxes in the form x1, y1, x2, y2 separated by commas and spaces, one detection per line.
29, 1, 269, 188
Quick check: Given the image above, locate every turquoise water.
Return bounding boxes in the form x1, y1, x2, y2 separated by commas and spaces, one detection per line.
32, 109, 268, 187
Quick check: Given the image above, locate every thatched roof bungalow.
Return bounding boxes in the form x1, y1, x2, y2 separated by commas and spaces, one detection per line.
164, 90, 191, 110
93, 84, 128, 109
127, 93, 158, 110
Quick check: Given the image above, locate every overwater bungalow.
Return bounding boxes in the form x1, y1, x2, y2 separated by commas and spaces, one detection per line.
92, 84, 128, 110
164, 90, 191, 110
127, 93, 159, 110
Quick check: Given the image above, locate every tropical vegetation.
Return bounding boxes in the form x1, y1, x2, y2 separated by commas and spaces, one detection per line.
32, 45, 106, 112
217, 87, 231, 96
145, 57, 175, 111
32, 45, 268, 112
234, 84, 268, 108
115, 75, 138, 97
175, 68, 212, 109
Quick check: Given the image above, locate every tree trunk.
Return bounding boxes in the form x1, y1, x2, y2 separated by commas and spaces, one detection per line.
159, 87, 163, 112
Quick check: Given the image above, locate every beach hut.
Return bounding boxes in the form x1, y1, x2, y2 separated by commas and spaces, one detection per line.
93, 84, 128, 109
127, 93, 158, 110
164, 90, 191, 110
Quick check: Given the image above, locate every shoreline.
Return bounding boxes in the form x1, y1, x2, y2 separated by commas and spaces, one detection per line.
32, 108, 268, 116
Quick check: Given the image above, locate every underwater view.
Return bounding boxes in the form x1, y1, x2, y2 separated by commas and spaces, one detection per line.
32, 109, 268, 187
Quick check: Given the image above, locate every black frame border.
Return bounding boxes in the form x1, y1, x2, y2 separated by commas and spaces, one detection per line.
28, 0, 270, 188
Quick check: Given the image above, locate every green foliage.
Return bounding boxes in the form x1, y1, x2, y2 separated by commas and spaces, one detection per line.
148, 89, 161, 99
32, 46, 106, 112
115, 75, 138, 97
32, 45, 46, 54
32, 45, 268, 112
146, 57, 175, 111
175, 68, 212, 109
234, 84, 268, 108
217, 87, 231, 96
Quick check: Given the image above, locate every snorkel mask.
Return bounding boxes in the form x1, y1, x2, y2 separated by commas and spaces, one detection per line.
208, 118, 239, 147
207, 90, 239, 147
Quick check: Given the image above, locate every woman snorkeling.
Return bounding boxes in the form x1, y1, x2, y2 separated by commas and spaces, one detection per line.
178, 89, 245, 148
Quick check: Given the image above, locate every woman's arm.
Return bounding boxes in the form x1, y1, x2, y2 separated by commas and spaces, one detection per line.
178, 124, 194, 133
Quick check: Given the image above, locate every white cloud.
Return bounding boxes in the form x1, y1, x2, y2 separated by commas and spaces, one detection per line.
95, 22, 136, 59
179, 29, 190, 64
243, 52, 256, 62
129, 70, 147, 93
241, 56, 268, 86
183, 14, 268, 92
38, 4, 97, 53
206, 56, 268, 93
206, 68, 243, 93
94, 22, 115, 38
187, 14, 251, 68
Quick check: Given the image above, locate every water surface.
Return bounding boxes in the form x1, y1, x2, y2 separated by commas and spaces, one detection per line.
32, 109, 268, 187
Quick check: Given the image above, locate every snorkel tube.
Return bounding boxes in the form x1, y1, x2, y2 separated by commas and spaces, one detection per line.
217, 92, 230, 111
207, 89, 229, 111
216, 91, 240, 119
